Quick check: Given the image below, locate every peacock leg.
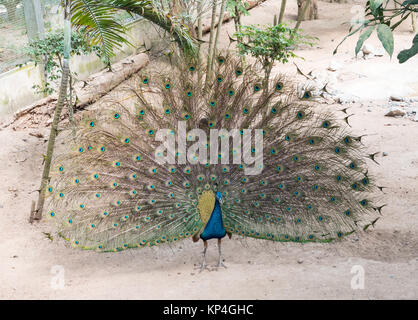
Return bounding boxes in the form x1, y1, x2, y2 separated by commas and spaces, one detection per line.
216, 238, 227, 269
199, 240, 209, 272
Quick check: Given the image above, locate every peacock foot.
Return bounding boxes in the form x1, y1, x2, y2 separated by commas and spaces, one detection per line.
216, 261, 227, 269
199, 262, 210, 273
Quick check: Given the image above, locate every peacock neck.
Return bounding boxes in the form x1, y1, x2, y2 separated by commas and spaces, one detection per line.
200, 199, 226, 240
212, 200, 222, 219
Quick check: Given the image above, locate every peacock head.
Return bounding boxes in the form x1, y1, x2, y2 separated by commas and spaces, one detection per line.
216, 191, 223, 204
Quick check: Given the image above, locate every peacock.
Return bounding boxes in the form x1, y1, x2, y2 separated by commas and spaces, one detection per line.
44, 54, 382, 270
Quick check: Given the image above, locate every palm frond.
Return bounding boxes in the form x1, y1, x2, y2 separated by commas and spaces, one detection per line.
104, 0, 197, 56
69, 0, 197, 62
70, 0, 131, 63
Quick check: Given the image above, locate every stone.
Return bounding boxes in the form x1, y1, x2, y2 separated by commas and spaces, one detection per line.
29, 132, 44, 138
327, 61, 342, 72
390, 95, 404, 102
337, 94, 358, 104
385, 107, 406, 117
143, 37, 152, 51
364, 53, 375, 60
362, 44, 375, 55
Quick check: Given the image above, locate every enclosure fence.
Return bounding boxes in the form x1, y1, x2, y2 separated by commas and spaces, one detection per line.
0, 0, 143, 74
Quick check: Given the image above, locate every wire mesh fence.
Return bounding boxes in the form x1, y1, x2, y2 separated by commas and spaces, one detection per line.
0, 0, 63, 73
0, 0, 30, 72
0, 0, 143, 74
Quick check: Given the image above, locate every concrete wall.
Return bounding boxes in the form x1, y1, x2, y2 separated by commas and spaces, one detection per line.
0, 18, 165, 118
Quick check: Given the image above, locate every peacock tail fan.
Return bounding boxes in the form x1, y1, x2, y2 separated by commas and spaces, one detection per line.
44, 53, 381, 252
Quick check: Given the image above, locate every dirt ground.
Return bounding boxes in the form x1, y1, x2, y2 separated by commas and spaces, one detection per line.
0, 0, 417, 299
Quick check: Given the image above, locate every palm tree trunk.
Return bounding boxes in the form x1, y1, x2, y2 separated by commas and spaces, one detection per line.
31, 0, 72, 222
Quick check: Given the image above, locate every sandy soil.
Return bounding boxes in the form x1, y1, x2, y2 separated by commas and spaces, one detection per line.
0, 0, 417, 299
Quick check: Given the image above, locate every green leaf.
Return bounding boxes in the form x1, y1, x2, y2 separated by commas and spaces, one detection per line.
70, 0, 196, 61
370, 0, 384, 13
397, 34, 418, 63
401, 0, 418, 6
333, 24, 363, 55
377, 24, 394, 58
355, 26, 375, 56
71, 0, 131, 62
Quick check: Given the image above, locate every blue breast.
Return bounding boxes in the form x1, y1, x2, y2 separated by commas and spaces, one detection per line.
200, 200, 226, 241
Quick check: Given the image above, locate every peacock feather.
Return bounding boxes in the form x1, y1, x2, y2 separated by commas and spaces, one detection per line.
44, 54, 381, 253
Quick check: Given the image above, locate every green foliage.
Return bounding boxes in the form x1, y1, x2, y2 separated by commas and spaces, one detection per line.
25, 30, 101, 95
376, 23, 394, 58
70, 0, 131, 64
234, 24, 314, 70
337, 0, 418, 63
355, 26, 375, 56
398, 34, 418, 63
226, 0, 249, 17
70, 0, 197, 61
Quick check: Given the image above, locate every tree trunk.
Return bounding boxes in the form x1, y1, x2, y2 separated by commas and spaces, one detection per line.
205, 0, 218, 87
197, 0, 203, 85
278, 0, 287, 23
233, 6, 245, 67
297, 0, 318, 21
31, 0, 72, 222
211, 0, 227, 70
